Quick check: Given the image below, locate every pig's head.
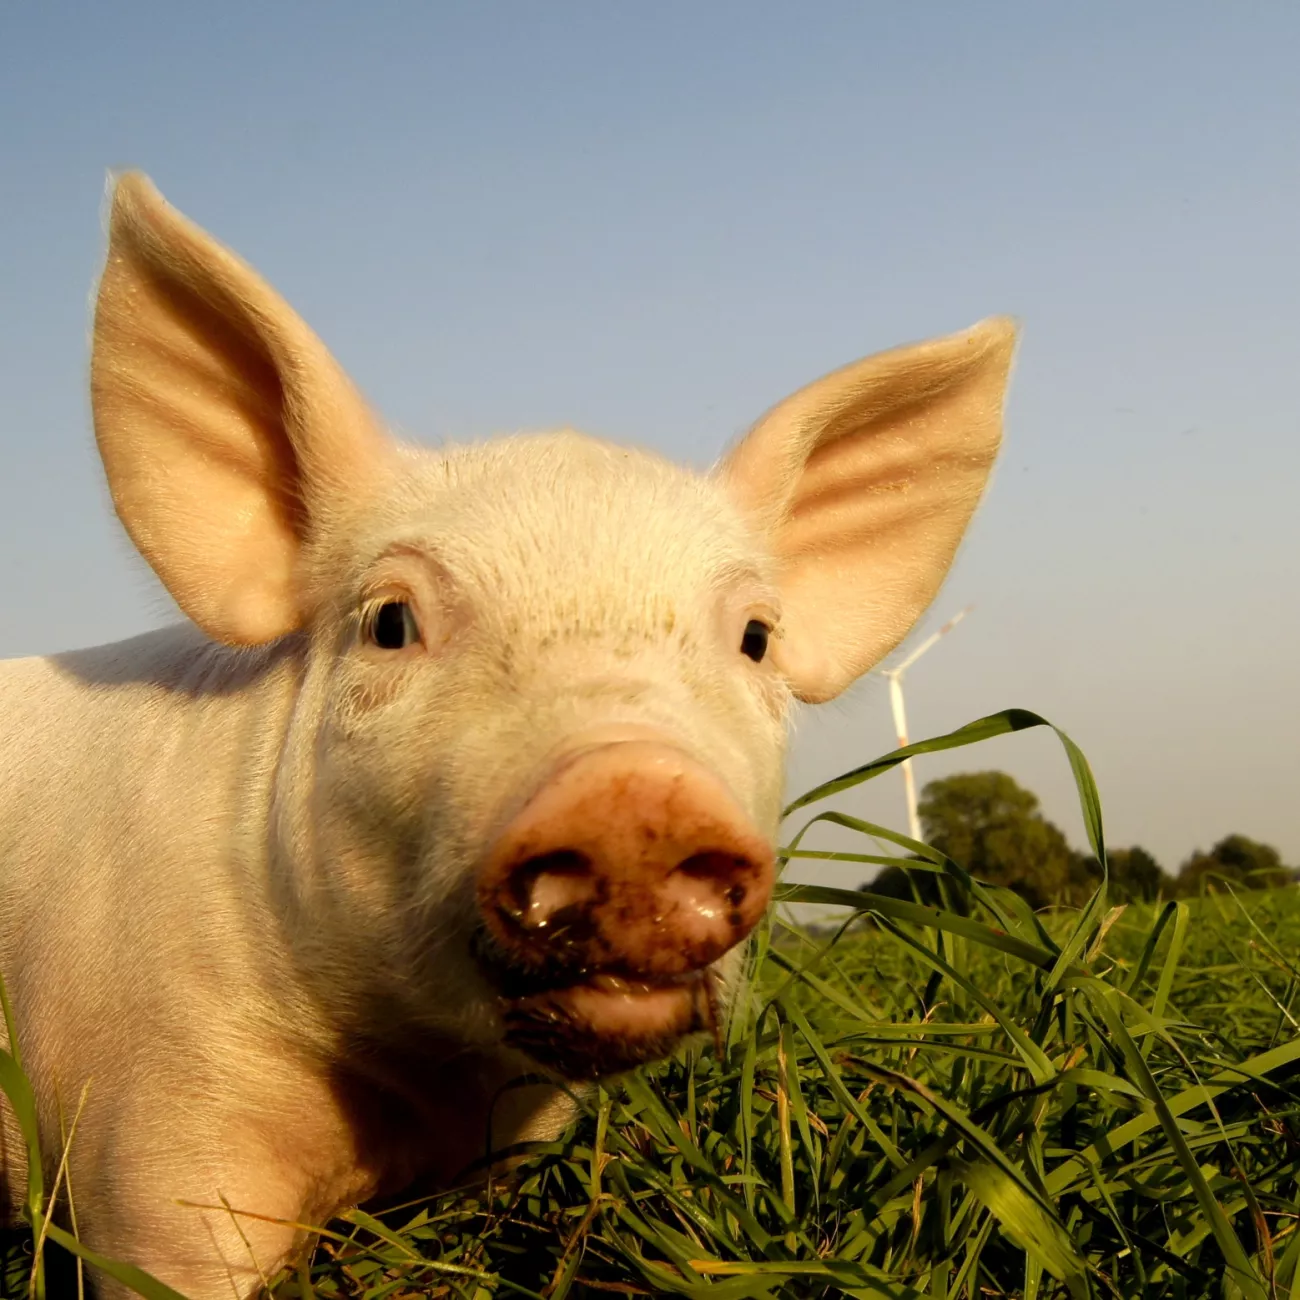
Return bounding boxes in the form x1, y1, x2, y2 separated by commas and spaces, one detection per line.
89, 174, 1015, 1079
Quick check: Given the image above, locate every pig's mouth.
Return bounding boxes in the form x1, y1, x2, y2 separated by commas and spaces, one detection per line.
471, 933, 723, 1079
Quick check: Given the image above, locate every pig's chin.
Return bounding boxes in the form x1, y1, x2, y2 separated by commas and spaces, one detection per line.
472, 936, 721, 1078
500, 971, 721, 1079
496, 977, 722, 1076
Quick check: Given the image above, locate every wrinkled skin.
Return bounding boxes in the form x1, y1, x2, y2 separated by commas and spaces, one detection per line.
0, 174, 1016, 1298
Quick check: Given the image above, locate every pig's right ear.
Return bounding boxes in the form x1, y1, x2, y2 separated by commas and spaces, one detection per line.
91, 173, 389, 646
717, 319, 1016, 703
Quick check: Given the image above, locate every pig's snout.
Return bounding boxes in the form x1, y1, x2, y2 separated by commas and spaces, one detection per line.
479, 742, 774, 982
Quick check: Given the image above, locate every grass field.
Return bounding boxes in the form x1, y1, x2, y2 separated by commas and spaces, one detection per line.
6, 710, 1300, 1299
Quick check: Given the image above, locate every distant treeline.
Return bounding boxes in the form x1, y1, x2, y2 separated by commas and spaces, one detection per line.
863, 770, 1295, 908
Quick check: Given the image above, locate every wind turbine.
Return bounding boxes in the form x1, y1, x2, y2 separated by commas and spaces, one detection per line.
877, 606, 973, 843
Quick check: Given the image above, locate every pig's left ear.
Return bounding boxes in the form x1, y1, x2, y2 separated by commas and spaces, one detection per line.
716, 318, 1017, 703
91, 173, 389, 646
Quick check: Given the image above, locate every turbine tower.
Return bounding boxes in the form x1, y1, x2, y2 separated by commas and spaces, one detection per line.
878, 606, 973, 843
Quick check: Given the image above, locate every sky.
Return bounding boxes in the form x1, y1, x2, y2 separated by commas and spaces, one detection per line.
2, 2, 1298, 890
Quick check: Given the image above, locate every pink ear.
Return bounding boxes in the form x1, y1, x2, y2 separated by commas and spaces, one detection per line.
91, 173, 390, 646
717, 318, 1017, 703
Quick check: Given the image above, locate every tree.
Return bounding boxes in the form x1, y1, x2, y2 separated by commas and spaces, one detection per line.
1108, 846, 1168, 902
1073, 846, 1170, 903
862, 859, 944, 907
912, 771, 1079, 908
1176, 834, 1296, 895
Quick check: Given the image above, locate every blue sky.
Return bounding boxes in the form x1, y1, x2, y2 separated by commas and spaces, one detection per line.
2, 3, 1298, 883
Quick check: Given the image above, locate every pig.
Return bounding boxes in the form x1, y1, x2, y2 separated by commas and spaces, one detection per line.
0, 173, 1016, 1298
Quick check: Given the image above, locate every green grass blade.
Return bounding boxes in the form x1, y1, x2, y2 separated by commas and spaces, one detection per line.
781, 709, 1051, 816
949, 1158, 1088, 1298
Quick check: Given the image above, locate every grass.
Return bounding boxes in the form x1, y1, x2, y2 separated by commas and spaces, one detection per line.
4, 710, 1300, 1298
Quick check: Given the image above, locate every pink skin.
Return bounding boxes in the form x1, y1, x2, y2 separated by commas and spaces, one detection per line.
477, 737, 774, 1077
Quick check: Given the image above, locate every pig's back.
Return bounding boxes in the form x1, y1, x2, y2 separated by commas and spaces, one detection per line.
0, 625, 301, 994
0, 627, 241, 889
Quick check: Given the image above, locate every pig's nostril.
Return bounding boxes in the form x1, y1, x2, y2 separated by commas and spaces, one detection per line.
669, 852, 753, 923
510, 850, 598, 932
676, 851, 750, 883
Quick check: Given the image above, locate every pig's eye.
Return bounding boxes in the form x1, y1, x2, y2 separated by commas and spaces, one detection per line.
740, 619, 770, 663
366, 599, 421, 651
